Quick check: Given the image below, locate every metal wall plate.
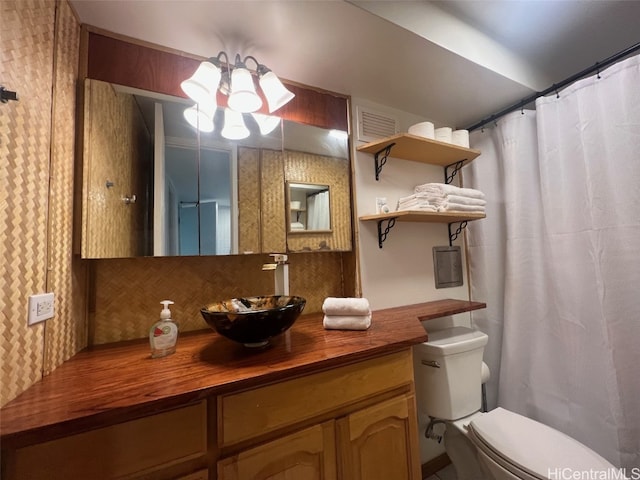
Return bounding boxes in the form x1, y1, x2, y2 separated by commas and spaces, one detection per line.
433, 246, 463, 288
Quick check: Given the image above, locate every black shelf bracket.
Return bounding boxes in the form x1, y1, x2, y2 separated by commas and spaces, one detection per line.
448, 221, 468, 246
376, 217, 397, 248
373, 143, 396, 181
444, 159, 467, 184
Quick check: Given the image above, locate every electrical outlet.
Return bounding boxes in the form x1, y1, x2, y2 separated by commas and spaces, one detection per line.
28, 293, 55, 325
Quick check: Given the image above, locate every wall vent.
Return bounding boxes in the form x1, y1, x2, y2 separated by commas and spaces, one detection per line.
356, 107, 398, 142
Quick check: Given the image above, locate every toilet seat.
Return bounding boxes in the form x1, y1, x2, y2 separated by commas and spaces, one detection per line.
468, 408, 616, 479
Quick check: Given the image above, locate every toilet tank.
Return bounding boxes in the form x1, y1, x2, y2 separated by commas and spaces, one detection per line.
414, 326, 488, 420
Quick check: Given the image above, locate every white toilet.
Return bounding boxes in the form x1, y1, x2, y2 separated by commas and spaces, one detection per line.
415, 326, 620, 480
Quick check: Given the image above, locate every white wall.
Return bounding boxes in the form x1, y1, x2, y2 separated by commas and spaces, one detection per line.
352, 96, 474, 464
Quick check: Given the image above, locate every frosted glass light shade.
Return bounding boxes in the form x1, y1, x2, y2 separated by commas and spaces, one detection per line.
181, 61, 221, 106
183, 103, 215, 132
221, 108, 250, 140
251, 112, 280, 135
259, 71, 295, 113
228, 67, 262, 113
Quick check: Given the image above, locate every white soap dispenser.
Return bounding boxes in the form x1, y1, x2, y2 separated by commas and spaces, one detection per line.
149, 300, 179, 358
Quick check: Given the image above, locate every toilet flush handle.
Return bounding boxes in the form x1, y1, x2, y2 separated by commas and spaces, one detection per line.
421, 359, 441, 368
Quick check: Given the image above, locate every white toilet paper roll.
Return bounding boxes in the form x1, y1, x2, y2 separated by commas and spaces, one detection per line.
481, 361, 491, 384
452, 129, 470, 148
434, 127, 453, 144
408, 121, 435, 139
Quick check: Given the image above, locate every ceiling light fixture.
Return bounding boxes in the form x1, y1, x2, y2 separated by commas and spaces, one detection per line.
181, 51, 294, 139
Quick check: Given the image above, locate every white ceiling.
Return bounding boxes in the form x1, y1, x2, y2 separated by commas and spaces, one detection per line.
69, 0, 640, 129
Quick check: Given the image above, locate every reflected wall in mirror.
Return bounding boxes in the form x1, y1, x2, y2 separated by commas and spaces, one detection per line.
81, 79, 156, 258
80, 79, 352, 258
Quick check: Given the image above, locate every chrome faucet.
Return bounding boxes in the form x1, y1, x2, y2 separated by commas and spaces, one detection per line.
262, 253, 289, 296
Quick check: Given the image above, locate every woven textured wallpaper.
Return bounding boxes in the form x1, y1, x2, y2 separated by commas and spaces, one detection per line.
237, 147, 262, 254
43, 0, 83, 376
260, 149, 287, 253
90, 252, 346, 345
1, 0, 82, 406
1, 0, 55, 407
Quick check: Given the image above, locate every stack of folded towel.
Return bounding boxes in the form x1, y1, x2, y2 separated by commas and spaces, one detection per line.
396, 193, 438, 212
322, 297, 371, 330
413, 183, 486, 213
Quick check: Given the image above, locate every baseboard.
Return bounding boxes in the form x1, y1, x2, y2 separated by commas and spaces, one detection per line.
421, 453, 451, 479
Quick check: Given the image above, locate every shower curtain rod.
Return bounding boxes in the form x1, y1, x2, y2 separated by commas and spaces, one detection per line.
465, 41, 640, 132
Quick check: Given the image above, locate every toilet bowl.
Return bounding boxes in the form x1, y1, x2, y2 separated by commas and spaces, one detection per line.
415, 327, 620, 480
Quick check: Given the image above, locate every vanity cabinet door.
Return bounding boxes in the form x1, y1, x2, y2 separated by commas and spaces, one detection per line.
337, 394, 421, 480
218, 421, 337, 480
6, 402, 207, 480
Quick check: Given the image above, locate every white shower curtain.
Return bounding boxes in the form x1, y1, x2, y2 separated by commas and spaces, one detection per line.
307, 190, 330, 230
466, 54, 640, 469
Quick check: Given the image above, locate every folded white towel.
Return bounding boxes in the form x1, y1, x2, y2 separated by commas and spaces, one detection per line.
397, 193, 436, 210
322, 297, 371, 316
445, 194, 487, 207
398, 199, 433, 208
290, 222, 305, 230
415, 183, 485, 200
398, 204, 438, 212
438, 202, 486, 213
397, 193, 433, 204
323, 314, 372, 331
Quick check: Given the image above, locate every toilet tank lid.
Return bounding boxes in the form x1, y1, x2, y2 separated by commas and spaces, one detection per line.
469, 408, 616, 478
419, 326, 488, 355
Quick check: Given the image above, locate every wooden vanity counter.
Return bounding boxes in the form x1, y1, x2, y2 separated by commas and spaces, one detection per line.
0, 299, 485, 449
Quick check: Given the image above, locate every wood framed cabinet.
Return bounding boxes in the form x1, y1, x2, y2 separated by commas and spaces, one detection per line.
3, 304, 490, 480
3, 402, 208, 480
337, 394, 421, 480
2, 349, 422, 480
216, 349, 421, 480
219, 393, 420, 480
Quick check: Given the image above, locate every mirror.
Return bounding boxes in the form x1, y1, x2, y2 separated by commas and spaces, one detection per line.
282, 122, 351, 252
288, 183, 331, 233
80, 79, 351, 258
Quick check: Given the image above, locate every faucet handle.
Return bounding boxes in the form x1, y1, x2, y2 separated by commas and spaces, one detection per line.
269, 253, 288, 263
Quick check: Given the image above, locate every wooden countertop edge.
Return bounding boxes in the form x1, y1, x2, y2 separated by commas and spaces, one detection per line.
0, 299, 485, 448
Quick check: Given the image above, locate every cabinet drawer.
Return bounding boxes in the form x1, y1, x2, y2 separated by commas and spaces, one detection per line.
219, 349, 413, 447
9, 401, 207, 480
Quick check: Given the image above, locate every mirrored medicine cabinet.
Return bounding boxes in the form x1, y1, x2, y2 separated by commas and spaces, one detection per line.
80, 79, 352, 259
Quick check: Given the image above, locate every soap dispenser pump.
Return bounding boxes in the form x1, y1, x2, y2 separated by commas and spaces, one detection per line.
149, 300, 179, 358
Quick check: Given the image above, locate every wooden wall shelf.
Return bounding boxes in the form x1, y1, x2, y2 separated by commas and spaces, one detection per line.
357, 133, 481, 181
360, 210, 486, 224
360, 210, 485, 248
357, 133, 481, 166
